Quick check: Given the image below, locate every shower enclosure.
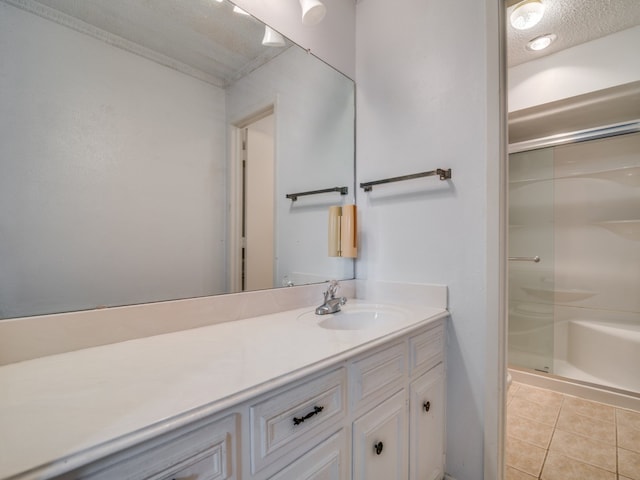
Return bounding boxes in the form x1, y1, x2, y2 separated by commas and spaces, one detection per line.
508, 126, 640, 395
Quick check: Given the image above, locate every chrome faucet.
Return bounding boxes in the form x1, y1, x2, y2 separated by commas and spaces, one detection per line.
315, 280, 347, 315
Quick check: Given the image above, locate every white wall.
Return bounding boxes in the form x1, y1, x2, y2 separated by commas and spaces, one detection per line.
0, 4, 228, 318
233, 0, 356, 79
355, 0, 503, 478
226, 47, 355, 286
509, 26, 640, 112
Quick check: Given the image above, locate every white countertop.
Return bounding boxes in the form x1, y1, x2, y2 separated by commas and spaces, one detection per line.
0, 300, 447, 480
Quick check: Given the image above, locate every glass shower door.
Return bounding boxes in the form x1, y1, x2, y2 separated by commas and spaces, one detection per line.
508, 147, 555, 373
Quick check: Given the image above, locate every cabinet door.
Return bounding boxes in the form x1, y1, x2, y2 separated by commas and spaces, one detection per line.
352, 391, 407, 480
409, 364, 445, 480
268, 429, 349, 480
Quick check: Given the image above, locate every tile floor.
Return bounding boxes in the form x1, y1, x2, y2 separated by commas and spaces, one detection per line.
506, 382, 640, 480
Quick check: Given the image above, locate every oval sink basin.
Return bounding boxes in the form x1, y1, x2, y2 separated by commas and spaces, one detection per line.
299, 305, 408, 330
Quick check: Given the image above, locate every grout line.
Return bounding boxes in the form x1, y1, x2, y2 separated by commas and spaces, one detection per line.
538, 394, 565, 478
615, 408, 619, 476
508, 382, 640, 479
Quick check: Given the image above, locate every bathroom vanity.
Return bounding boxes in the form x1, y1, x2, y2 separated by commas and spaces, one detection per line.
0, 291, 447, 480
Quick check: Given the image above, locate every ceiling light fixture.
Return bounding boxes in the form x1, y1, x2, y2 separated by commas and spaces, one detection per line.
299, 0, 326, 26
232, 5, 250, 15
262, 26, 286, 47
510, 0, 545, 30
526, 33, 556, 51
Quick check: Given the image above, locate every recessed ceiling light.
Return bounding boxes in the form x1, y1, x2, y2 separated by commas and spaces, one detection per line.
510, 0, 545, 30
526, 33, 557, 51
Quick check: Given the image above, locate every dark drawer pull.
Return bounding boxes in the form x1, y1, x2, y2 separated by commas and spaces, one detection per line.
423, 401, 431, 412
374, 441, 384, 455
293, 405, 324, 425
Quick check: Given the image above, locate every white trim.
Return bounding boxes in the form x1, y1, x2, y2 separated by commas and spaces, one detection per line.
227, 127, 244, 293
228, 105, 277, 292
486, 0, 508, 479
509, 368, 640, 412
508, 120, 640, 153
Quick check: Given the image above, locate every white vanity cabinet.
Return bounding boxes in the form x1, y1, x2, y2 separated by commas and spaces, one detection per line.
248, 368, 347, 478
44, 318, 445, 480
267, 429, 350, 480
54, 414, 239, 480
409, 364, 445, 480
350, 320, 445, 480
352, 390, 408, 480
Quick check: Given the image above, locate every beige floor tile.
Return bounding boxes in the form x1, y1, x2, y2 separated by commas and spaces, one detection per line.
510, 396, 561, 426
516, 384, 564, 409
619, 448, 640, 480
540, 451, 615, 480
619, 420, 640, 453
506, 466, 537, 480
508, 412, 555, 448
562, 396, 615, 423
620, 477, 635, 480
618, 409, 640, 432
506, 436, 547, 477
556, 408, 616, 445
549, 429, 616, 472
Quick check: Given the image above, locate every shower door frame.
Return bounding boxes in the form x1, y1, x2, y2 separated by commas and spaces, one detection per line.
507, 119, 640, 398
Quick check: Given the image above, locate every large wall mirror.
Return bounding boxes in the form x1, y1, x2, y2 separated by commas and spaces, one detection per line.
0, 0, 355, 319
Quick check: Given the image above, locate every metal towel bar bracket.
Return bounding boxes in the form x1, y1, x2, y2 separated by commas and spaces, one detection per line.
286, 186, 348, 202
360, 168, 452, 192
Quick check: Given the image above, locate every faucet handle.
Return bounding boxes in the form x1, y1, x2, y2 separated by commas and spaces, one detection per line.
327, 280, 339, 298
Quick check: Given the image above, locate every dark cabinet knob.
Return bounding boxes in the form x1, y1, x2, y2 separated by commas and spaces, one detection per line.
423, 401, 431, 412
374, 441, 384, 455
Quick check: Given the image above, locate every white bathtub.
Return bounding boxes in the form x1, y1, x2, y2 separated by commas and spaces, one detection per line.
563, 319, 640, 392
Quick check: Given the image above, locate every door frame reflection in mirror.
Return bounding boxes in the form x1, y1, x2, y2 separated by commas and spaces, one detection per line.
230, 105, 277, 293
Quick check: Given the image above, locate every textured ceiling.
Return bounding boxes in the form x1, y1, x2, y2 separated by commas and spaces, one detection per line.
30, 0, 292, 86
507, 0, 640, 67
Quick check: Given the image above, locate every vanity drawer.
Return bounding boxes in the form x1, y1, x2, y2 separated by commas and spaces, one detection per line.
268, 429, 349, 480
60, 414, 238, 480
250, 368, 346, 474
408, 321, 444, 377
155, 443, 231, 480
350, 342, 406, 414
